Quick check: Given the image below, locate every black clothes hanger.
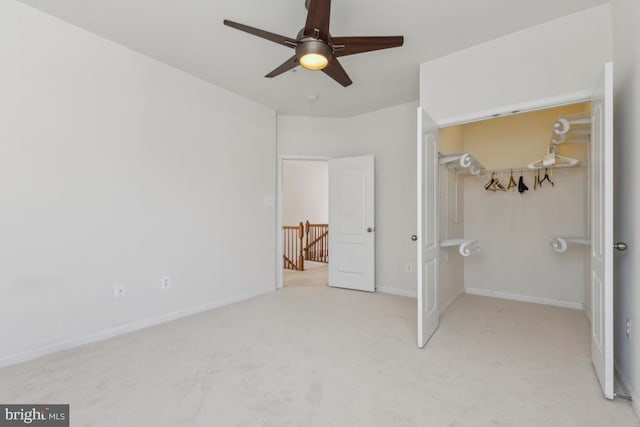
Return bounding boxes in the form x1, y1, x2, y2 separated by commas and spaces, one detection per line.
539, 168, 555, 187
507, 169, 517, 191
518, 172, 529, 193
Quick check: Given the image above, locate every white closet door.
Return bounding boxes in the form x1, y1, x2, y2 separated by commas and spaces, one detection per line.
328, 155, 375, 292
590, 62, 614, 400
417, 107, 440, 347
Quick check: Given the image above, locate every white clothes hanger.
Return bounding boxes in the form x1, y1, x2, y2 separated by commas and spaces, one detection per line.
527, 146, 579, 170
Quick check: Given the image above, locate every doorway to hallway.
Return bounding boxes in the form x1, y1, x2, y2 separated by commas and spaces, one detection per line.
281, 159, 329, 287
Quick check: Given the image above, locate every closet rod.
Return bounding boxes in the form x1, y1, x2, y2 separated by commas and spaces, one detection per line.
480, 168, 530, 175
480, 164, 584, 175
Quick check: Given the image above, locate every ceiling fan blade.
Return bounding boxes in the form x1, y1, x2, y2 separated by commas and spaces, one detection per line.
304, 0, 331, 40
331, 36, 404, 57
265, 56, 300, 78
223, 20, 297, 48
322, 58, 352, 87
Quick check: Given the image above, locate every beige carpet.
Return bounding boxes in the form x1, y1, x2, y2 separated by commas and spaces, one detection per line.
283, 261, 328, 287
0, 289, 637, 427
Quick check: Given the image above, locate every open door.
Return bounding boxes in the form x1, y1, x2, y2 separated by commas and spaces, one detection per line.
328, 155, 375, 292
417, 107, 440, 347
590, 62, 614, 399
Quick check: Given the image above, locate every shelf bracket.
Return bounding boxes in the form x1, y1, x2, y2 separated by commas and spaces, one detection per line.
439, 152, 484, 176
550, 236, 591, 253
440, 239, 480, 257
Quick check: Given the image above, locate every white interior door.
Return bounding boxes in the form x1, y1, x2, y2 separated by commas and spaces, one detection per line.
417, 107, 440, 347
590, 62, 614, 399
328, 155, 375, 292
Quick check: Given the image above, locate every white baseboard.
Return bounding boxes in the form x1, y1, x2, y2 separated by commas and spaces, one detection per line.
441, 287, 465, 314
0, 288, 275, 369
377, 286, 416, 298
464, 288, 584, 310
615, 363, 639, 419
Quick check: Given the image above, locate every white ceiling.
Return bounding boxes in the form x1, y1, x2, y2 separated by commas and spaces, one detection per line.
18, 0, 608, 117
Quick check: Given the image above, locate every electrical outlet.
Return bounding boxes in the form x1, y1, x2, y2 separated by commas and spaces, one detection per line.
113, 284, 126, 298
405, 262, 413, 272
161, 276, 171, 289
626, 318, 631, 339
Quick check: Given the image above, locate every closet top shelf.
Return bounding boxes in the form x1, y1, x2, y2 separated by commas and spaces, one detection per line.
439, 152, 485, 176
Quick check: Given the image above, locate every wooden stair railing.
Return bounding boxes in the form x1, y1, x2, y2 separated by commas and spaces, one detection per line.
305, 221, 329, 263
282, 222, 305, 271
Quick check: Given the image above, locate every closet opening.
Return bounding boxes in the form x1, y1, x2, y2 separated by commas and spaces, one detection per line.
438, 101, 591, 316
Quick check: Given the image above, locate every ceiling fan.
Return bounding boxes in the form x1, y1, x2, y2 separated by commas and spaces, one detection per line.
223, 0, 404, 87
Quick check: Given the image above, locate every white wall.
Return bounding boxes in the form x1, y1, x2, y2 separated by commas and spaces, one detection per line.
611, 0, 640, 416
0, 1, 276, 365
278, 103, 418, 297
282, 160, 328, 226
420, 5, 613, 125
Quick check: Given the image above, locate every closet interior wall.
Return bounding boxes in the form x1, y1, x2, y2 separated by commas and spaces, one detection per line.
440, 102, 591, 312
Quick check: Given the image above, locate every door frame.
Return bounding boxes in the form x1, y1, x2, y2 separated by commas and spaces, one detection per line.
276, 155, 331, 289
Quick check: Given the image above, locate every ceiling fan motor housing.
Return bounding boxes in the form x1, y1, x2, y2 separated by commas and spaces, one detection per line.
296, 38, 333, 64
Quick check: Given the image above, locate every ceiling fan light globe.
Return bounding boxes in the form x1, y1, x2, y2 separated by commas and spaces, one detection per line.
300, 53, 328, 70
296, 39, 332, 71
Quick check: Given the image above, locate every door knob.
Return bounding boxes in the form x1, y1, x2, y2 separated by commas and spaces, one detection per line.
411, 235, 417, 241
367, 227, 375, 233
614, 242, 628, 251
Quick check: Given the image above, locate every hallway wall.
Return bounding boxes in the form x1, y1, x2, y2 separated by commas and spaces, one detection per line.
282, 160, 328, 226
